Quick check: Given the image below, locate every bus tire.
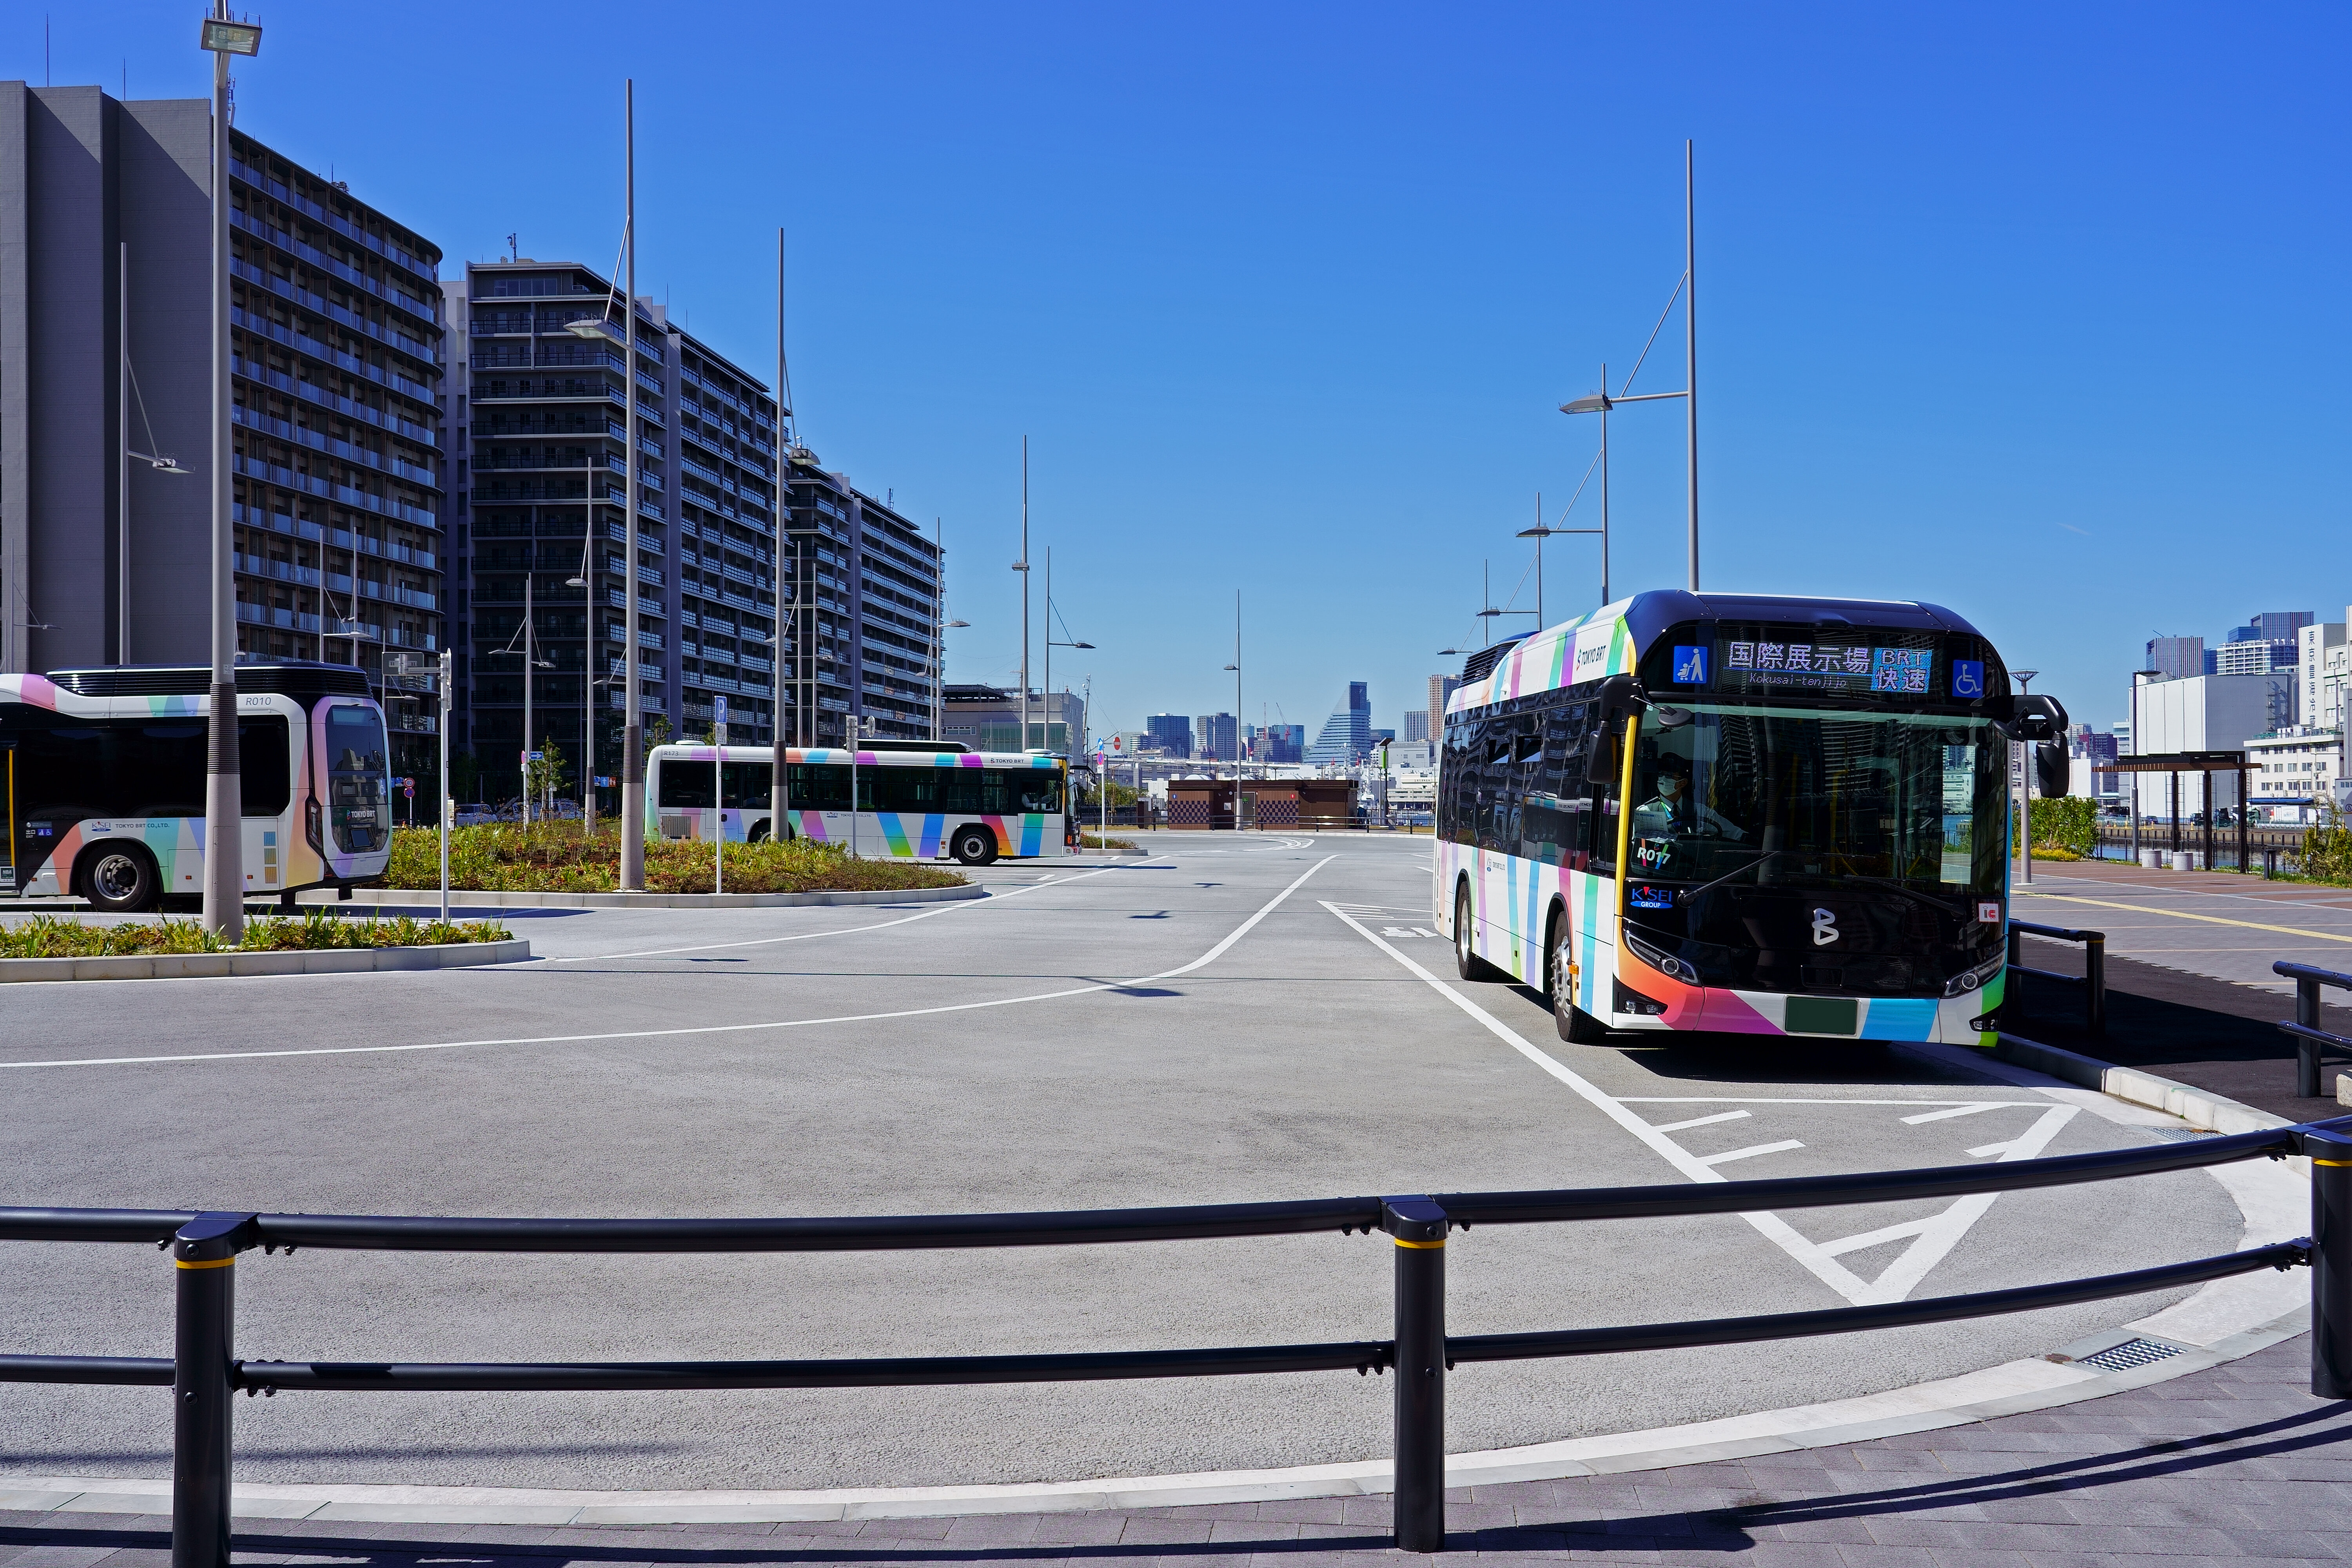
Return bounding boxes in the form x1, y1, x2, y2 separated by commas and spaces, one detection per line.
1547, 914, 1609, 1044
951, 826, 998, 866
749, 820, 771, 844
1454, 883, 1502, 982
81, 844, 160, 914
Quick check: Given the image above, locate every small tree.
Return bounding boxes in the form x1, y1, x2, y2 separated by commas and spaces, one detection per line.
2302, 795, 2352, 885
642, 715, 673, 760
523, 737, 570, 813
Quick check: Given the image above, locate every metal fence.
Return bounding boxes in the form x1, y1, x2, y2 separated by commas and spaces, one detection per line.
2281, 963, 2352, 1099
2010, 919, 2107, 1034
7, 1118, 2352, 1559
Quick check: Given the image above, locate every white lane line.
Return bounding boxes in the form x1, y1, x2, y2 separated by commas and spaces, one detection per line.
1620, 1096, 2043, 1109
1900, 1103, 2016, 1125
1697, 1140, 1806, 1167
0, 858, 1341, 1071
1816, 1216, 1938, 1258
1648, 1109, 1753, 1134
1318, 900, 2087, 1307
544, 858, 1163, 965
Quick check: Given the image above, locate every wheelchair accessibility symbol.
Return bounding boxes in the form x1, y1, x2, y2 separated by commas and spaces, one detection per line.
1951, 659, 1985, 700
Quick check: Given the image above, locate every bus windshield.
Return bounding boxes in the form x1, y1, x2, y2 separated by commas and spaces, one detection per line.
1627, 703, 2006, 897
323, 703, 388, 853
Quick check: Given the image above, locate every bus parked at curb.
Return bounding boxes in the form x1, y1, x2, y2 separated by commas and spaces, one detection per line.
1437, 591, 2068, 1048
648, 741, 1069, 865
0, 663, 393, 912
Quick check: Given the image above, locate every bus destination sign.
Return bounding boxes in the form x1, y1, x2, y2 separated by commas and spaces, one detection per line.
1716, 641, 1935, 694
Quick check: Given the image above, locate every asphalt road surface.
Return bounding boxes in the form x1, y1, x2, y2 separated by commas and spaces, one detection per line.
0, 833, 2245, 1492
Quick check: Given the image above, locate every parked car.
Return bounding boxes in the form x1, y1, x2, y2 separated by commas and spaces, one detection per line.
453, 802, 498, 826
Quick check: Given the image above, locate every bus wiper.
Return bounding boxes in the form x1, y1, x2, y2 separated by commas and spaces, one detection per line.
1680, 847, 1808, 900
1820, 858, 1961, 915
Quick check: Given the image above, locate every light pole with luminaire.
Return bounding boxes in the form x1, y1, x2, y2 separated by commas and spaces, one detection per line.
568, 85, 645, 883
564, 450, 605, 833
1559, 141, 1700, 593
199, 6, 260, 940
1014, 439, 1031, 751
1223, 589, 1242, 830
121, 240, 191, 664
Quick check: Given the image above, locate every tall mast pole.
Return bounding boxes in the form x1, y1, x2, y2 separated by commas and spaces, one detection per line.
771, 227, 787, 826
119, 241, 129, 664
1600, 362, 1611, 606
1019, 437, 1030, 752
1684, 138, 1699, 593
619, 79, 645, 887
200, 0, 243, 939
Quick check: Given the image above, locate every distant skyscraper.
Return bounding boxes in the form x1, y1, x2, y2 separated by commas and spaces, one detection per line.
2146, 636, 2205, 680
1307, 681, 1371, 764
1194, 712, 1237, 762
1427, 674, 1463, 747
1144, 713, 1192, 758
1402, 710, 1430, 744
1247, 723, 1304, 763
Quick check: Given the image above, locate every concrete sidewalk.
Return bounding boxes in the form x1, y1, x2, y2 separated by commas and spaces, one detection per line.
4, 1334, 2345, 1566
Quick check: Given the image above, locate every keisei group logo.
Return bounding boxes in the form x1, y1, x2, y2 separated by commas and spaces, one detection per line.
1672, 645, 1709, 685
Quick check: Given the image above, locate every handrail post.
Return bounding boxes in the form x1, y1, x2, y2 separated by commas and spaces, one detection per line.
2307, 1129, 2352, 1399
2299, 976, 2324, 1101
172, 1213, 255, 1568
2085, 933, 2105, 1036
2006, 922, 2023, 1014
1383, 1195, 1450, 1553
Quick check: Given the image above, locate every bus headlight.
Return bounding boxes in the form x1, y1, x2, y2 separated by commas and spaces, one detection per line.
1624, 930, 1700, 985
1942, 953, 2005, 998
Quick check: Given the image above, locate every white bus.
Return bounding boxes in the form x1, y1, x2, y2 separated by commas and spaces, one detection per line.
648, 741, 1070, 865
1, 663, 394, 911
1438, 592, 2069, 1048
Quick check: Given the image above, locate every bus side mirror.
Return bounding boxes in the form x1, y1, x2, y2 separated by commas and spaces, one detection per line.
2036, 742, 2069, 799
1584, 726, 1619, 785
2010, 693, 2067, 743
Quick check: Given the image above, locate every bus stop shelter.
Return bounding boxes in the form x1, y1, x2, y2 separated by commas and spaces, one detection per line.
2115, 749, 2250, 871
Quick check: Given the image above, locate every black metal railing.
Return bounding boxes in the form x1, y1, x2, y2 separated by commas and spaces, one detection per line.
2011, 918, 2107, 1034
6, 1119, 2352, 1560
2281, 963, 2352, 1100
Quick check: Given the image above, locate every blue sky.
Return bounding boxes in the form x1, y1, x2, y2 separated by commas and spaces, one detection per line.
27, 3, 2347, 742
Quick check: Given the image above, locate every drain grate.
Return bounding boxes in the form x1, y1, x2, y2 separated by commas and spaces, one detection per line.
2077, 1338, 2185, 1372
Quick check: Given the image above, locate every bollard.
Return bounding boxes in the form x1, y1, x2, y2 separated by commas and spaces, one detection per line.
172, 1214, 254, 1568
1383, 1196, 1450, 1553
2308, 1130, 2352, 1400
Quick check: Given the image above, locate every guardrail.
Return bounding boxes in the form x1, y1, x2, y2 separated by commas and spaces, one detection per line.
6, 1120, 2352, 1560
2280, 962, 2352, 1099
2010, 918, 2107, 1034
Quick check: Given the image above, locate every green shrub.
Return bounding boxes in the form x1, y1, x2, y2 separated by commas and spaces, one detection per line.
0, 912, 510, 958
382, 824, 965, 894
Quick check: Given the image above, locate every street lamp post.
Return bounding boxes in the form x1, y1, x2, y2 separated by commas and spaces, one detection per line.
120, 240, 192, 664
1014, 438, 1031, 751
1044, 547, 1094, 762
198, 7, 260, 941
619, 81, 644, 888
565, 451, 601, 833
1224, 590, 1242, 831
1559, 141, 1700, 593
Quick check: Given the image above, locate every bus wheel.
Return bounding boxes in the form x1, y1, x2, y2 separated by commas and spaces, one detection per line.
951, 826, 998, 866
1454, 884, 1501, 982
1548, 916, 1608, 1044
82, 845, 160, 913
749, 820, 771, 844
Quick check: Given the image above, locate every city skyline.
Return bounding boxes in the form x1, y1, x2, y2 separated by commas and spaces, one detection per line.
13, 3, 2346, 746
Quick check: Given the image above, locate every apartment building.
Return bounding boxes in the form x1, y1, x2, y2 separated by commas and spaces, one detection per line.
444, 260, 793, 797
779, 451, 942, 745
0, 85, 446, 775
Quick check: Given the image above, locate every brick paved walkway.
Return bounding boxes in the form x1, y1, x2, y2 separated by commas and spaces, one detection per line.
5, 1334, 2349, 1566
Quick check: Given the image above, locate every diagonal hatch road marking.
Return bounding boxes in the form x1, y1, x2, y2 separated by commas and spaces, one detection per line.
1321, 898, 2078, 1306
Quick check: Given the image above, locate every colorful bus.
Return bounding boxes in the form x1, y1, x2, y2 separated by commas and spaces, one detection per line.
648, 742, 1069, 865
1436, 592, 2068, 1047
1, 663, 393, 912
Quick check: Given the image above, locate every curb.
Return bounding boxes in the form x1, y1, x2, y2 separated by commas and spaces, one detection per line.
321, 884, 983, 911
0, 937, 531, 984
1995, 1031, 2292, 1134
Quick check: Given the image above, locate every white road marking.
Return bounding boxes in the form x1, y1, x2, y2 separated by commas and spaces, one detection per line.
1319, 899, 2085, 1307
1620, 1097, 2043, 1108
0, 858, 1341, 1071
1901, 1102, 2014, 1125
1697, 1140, 1807, 1167
1648, 1109, 1753, 1134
